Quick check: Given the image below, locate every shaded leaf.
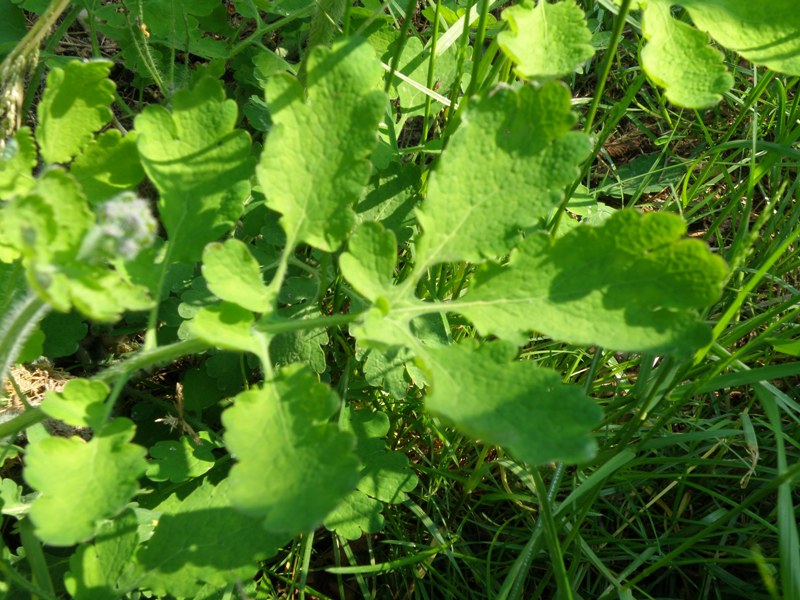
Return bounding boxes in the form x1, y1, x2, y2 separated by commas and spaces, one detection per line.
146, 433, 216, 483
136, 77, 253, 262
137, 477, 287, 598
425, 342, 602, 465
65, 509, 140, 600
71, 130, 145, 204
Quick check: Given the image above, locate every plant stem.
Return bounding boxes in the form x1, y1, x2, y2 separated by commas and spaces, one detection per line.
0, 292, 50, 393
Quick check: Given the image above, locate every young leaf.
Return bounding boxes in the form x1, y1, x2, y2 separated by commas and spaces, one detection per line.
137, 477, 288, 598
256, 38, 386, 251
70, 130, 145, 204
36, 60, 115, 164
339, 221, 398, 304
201, 239, 273, 312
681, 0, 800, 76
416, 82, 592, 266
24, 418, 147, 546
65, 509, 140, 600
498, 0, 594, 80
456, 210, 728, 354
189, 302, 262, 355
135, 77, 253, 263
40, 378, 108, 431
424, 341, 602, 465
640, 0, 733, 108
222, 365, 360, 534
0, 127, 36, 197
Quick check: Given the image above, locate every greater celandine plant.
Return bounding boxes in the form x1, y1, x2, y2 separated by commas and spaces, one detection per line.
0, 0, 798, 597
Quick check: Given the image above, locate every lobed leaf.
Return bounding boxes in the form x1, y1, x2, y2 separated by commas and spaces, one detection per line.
424, 342, 602, 465
498, 0, 594, 80
40, 378, 108, 430
339, 221, 398, 305
65, 509, 140, 600
681, 0, 800, 76
135, 77, 253, 263
256, 38, 386, 252
325, 409, 417, 539
24, 418, 147, 546
202, 239, 273, 312
222, 364, 360, 534
36, 60, 115, 164
456, 210, 728, 355
416, 82, 592, 265
137, 477, 287, 598
70, 130, 145, 205
0, 127, 36, 197
639, 0, 733, 108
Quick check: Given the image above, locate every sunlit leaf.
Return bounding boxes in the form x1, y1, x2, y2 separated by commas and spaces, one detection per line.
457, 210, 728, 354
256, 38, 385, 251
24, 419, 147, 546
498, 0, 594, 80
416, 82, 592, 265
223, 365, 360, 534
36, 60, 115, 164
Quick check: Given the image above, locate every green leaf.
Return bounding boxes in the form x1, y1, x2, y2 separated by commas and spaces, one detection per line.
324, 409, 416, 539
24, 418, 147, 546
190, 302, 262, 355
40, 378, 108, 430
137, 476, 287, 598
0, 478, 28, 518
222, 365, 360, 534
387, 35, 461, 117
71, 130, 145, 204
340, 222, 398, 304
40, 311, 88, 358
0, 127, 36, 197
202, 239, 273, 312
416, 82, 592, 265
146, 433, 216, 483
498, 0, 594, 80
135, 77, 253, 263
323, 490, 384, 540
189, 302, 261, 354
268, 307, 330, 374
1, 169, 94, 264
36, 60, 115, 164
681, 0, 800, 76
256, 38, 386, 251
0, 1, 26, 57
349, 410, 417, 503
65, 509, 140, 600
639, 0, 733, 108
424, 342, 602, 465
0, 169, 153, 320
456, 210, 728, 354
